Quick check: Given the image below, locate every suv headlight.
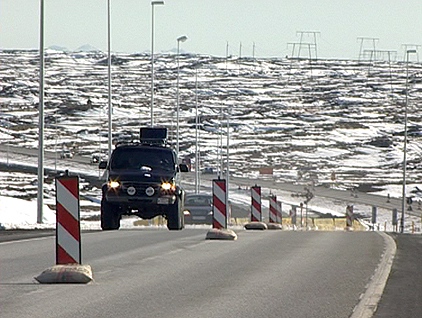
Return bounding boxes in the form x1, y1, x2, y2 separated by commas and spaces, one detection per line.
161, 180, 176, 192
108, 180, 120, 189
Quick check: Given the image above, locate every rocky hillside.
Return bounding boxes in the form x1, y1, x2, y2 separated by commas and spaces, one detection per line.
1, 49, 422, 193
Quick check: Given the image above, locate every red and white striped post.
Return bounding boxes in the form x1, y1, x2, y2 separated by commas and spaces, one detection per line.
269, 195, 277, 223
346, 205, 354, 229
251, 185, 262, 222
212, 179, 227, 229
291, 205, 297, 227
277, 201, 282, 224
55, 175, 81, 264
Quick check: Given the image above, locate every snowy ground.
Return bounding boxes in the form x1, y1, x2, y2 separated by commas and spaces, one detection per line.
1, 49, 422, 232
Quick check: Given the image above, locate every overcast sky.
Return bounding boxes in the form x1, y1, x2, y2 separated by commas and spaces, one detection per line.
1, 0, 421, 59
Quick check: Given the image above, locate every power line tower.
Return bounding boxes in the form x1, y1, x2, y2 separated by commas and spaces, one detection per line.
288, 42, 315, 60
357, 37, 379, 61
291, 31, 320, 60
252, 42, 256, 60
402, 44, 420, 62
362, 49, 397, 62
380, 50, 397, 62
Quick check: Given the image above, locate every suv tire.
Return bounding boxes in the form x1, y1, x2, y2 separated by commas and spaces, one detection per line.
101, 198, 121, 230
166, 195, 184, 230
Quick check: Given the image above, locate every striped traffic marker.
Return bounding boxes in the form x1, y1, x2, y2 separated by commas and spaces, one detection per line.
277, 201, 282, 224
346, 205, 354, 229
56, 176, 81, 264
291, 206, 297, 227
35, 174, 92, 284
212, 179, 227, 229
269, 195, 277, 223
251, 185, 262, 222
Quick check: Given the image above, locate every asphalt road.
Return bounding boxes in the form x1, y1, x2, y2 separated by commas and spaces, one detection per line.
1, 229, 386, 318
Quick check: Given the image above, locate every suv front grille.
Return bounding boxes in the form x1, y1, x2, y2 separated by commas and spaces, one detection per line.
120, 181, 160, 196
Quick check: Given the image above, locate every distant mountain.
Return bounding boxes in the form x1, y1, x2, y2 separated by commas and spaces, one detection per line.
48, 45, 69, 52
76, 44, 101, 52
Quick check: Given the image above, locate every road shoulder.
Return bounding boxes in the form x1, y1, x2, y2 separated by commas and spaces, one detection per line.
373, 233, 422, 317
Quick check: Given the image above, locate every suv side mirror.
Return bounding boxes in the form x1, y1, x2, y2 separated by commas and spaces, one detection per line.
99, 160, 108, 169
179, 163, 189, 172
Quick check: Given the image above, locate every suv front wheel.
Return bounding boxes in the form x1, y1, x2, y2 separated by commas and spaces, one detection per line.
166, 195, 184, 230
101, 198, 121, 230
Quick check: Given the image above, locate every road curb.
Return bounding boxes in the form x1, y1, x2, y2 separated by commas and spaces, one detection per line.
350, 232, 396, 318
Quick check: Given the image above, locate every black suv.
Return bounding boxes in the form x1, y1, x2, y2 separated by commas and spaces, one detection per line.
99, 127, 188, 230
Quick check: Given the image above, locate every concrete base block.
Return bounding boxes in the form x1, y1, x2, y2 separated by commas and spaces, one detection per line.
206, 228, 237, 240
267, 223, 283, 230
35, 264, 93, 284
244, 222, 268, 230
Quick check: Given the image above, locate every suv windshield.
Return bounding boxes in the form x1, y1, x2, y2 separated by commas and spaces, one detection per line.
110, 147, 175, 171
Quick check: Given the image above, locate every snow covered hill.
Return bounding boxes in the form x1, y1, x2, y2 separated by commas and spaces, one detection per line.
1, 49, 422, 194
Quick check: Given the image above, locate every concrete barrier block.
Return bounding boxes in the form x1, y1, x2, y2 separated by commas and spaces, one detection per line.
267, 223, 282, 230
35, 264, 93, 284
244, 222, 268, 230
206, 228, 237, 240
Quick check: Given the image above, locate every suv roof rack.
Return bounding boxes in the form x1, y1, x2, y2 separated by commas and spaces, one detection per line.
140, 127, 167, 145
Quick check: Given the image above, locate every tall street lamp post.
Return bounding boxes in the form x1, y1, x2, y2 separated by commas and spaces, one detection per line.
195, 64, 199, 193
37, 0, 45, 224
176, 35, 188, 163
107, 0, 112, 160
150, 1, 164, 126
401, 49, 417, 233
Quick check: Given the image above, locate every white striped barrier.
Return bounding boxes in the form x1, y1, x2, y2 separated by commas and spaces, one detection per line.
245, 185, 266, 230
56, 176, 81, 264
269, 195, 277, 223
267, 195, 282, 230
35, 174, 93, 284
212, 179, 227, 229
346, 205, 354, 230
291, 206, 297, 227
207, 179, 237, 240
277, 201, 282, 224
392, 208, 398, 232
251, 185, 262, 222
372, 206, 377, 227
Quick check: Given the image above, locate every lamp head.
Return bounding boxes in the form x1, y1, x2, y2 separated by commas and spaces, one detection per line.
151, 1, 164, 5
177, 35, 188, 43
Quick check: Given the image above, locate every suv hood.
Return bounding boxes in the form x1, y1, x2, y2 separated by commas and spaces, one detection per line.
109, 168, 176, 182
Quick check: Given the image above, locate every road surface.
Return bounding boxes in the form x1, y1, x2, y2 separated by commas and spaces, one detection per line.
1, 229, 386, 318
